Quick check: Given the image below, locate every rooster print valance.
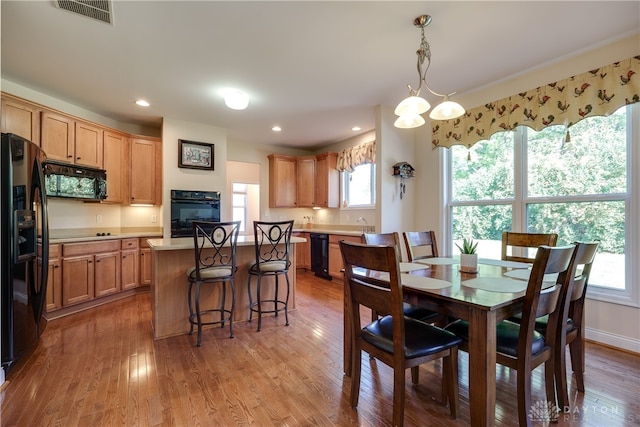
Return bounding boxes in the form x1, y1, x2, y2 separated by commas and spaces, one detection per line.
432, 56, 640, 149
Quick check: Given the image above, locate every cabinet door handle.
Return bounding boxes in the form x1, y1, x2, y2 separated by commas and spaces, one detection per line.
122, 255, 126, 259
54, 265, 60, 269
76, 157, 81, 160
67, 154, 73, 158
95, 259, 100, 263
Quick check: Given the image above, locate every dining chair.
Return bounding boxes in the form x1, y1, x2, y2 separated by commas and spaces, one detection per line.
501, 231, 558, 263
341, 240, 461, 427
186, 220, 240, 346
445, 244, 578, 427
402, 230, 439, 262
247, 220, 294, 331
362, 232, 440, 323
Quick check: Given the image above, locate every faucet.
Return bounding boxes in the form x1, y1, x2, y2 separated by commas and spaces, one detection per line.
357, 217, 373, 233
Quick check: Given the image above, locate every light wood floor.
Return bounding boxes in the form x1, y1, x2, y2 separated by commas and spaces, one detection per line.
1, 270, 639, 426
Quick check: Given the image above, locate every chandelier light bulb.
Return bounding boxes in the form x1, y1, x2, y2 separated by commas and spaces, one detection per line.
394, 95, 431, 116
394, 113, 425, 129
429, 97, 465, 120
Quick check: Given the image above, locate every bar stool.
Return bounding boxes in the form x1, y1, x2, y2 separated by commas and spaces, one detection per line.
186, 220, 240, 346
247, 220, 294, 331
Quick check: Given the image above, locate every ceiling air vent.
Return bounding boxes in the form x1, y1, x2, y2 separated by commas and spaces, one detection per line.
54, 0, 114, 25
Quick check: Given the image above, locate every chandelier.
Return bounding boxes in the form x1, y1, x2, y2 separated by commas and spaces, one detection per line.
394, 15, 465, 128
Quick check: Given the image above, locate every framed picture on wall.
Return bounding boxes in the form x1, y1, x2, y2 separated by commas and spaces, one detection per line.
178, 139, 214, 170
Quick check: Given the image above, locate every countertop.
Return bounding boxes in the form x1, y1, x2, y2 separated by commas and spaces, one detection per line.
50, 230, 163, 244
292, 228, 362, 237
147, 235, 307, 251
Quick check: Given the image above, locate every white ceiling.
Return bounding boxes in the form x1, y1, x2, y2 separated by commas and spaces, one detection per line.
2, 1, 639, 150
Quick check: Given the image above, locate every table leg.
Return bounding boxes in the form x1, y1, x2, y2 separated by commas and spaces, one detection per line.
468, 309, 497, 427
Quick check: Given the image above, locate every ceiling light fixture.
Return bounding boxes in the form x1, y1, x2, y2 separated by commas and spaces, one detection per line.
223, 89, 250, 110
351, 126, 361, 132
272, 126, 282, 132
394, 15, 465, 128
135, 99, 150, 107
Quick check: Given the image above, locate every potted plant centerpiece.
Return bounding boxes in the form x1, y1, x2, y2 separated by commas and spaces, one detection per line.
457, 238, 478, 273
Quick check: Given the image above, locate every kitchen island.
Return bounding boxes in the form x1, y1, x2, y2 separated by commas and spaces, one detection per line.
147, 235, 306, 339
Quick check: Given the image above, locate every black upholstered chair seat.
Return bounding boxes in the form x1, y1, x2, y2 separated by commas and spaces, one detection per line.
445, 319, 546, 357
362, 315, 462, 359
402, 303, 441, 323
508, 313, 575, 334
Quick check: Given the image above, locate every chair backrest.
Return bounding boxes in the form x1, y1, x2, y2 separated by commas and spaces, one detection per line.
501, 231, 558, 263
567, 241, 599, 326
252, 220, 294, 270
340, 240, 405, 353
519, 244, 578, 351
402, 231, 439, 262
192, 221, 240, 280
362, 232, 402, 260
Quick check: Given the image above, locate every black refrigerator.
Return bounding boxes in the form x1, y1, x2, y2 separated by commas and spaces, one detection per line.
1, 132, 49, 376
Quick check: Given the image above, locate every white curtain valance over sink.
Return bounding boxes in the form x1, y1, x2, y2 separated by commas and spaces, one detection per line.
432, 56, 640, 149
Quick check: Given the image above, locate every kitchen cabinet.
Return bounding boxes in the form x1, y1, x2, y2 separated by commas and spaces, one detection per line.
139, 238, 152, 286
40, 110, 103, 168
61, 240, 120, 306
62, 255, 95, 306
40, 110, 74, 163
1, 95, 40, 142
293, 232, 310, 269
94, 251, 121, 297
268, 154, 297, 208
268, 152, 339, 209
296, 156, 316, 207
130, 136, 162, 205
315, 152, 339, 208
121, 238, 139, 290
45, 244, 62, 312
103, 130, 129, 203
328, 234, 362, 279
74, 120, 103, 168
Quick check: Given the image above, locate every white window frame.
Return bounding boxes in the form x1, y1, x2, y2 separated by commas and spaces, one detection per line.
341, 163, 376, 209
444, 104, 639, 308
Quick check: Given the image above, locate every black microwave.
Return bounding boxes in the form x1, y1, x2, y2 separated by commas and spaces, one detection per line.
44, 161, 107, 201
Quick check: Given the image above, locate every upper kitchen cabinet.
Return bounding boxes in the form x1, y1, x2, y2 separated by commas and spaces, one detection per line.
297, 156, 316, 207
315, 152, 339, 208
268, 154, 297, 208
103, 130, 129, 204
40, 110, 103, 168
1, 94, 40, 143
130, 136, 162, 206
268, 152, 339, 209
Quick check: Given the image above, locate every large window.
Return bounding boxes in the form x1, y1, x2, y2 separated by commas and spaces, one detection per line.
343, 163, 375, 208
448, 105, 637, 303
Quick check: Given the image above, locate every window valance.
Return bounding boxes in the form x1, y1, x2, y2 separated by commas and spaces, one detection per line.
432, 56, 640, 149
337, 140, 376, 172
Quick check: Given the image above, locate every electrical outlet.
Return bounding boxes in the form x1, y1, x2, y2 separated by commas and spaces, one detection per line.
151, 215, 157, 223
96, 214, 102, 223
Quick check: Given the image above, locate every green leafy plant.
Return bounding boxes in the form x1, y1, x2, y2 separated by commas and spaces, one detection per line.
456, 237, 478, 254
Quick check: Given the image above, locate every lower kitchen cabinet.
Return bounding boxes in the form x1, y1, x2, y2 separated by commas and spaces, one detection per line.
121, 237, 139, 290
328, 234, 362, 279
139, 238, 152, 286
60, 240, 121, 307
62, 255, 95, 306
45, 244, 62, 312
94, 251, 121, 297
293, 232, 310, 269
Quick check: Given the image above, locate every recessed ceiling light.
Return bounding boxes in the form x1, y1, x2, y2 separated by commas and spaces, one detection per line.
135, 99, 150, 107
223, 89, 249, 110
272, 126, 282, 132
352, 126, 361, 131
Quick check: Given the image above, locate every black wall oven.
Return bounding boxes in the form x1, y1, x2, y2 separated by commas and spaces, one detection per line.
170, 190, 220, 237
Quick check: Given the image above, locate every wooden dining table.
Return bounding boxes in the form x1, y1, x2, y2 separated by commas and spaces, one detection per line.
342, 257, 534, 427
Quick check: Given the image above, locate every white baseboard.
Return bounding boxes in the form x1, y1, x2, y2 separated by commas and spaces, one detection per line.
0, 367, 5, 387
585, 327, 640, 354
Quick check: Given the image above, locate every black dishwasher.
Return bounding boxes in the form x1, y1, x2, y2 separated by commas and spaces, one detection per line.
310, 233, 332, 280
